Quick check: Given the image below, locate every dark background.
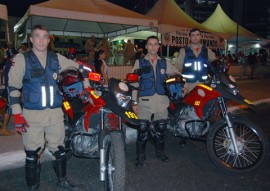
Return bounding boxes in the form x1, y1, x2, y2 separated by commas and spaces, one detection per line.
0, 0, 269, 39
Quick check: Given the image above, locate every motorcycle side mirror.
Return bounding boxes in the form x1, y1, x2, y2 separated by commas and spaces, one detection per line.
126, 73, 139, 83
89, 72, 101, 82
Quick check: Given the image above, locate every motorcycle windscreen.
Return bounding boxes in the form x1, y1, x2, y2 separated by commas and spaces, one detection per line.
102, 92, 140, 126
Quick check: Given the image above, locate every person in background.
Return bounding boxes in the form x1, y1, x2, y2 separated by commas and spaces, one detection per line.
176, 28, 216, 93
123, 39, 135, 65
97, 36, 110, 61
18, 43, 29, 53
0, 45, 17, 136
94, 50, 109, 86
240, 53, 248, 76
131, 36, 180, 167
0, 42, 7, 65
85, 35, 96, 64
8, 25, 89, 191
134, 48, 145, 62
248, 52, 257, 79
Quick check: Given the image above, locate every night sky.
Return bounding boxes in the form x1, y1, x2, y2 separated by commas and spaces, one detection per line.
0, 0, 269, 39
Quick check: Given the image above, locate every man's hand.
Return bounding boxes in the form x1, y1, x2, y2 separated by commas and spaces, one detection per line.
182, 84, 188, 97
13, 114, 30, 133
132, 105, 140, 114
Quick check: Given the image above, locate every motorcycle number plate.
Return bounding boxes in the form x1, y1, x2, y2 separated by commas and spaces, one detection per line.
125, 111, 138, 119
63, 101, 71, 110
244, 99, 252, 104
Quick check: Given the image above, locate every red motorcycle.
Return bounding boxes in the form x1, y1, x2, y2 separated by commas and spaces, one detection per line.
164, 63, 269, 174
57, 66, 139, 191
127, 62, 269, 174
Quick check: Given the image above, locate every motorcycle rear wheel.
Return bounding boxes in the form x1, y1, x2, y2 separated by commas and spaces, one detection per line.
104, 132, 125, 191
207, 117, 269, 174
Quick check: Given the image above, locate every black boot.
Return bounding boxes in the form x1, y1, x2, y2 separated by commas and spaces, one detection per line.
25, 163, 41, 191
135, 120, 149, 167
53, 147, 79, 191
25, 148, 41, 191
154, 119, 169, 162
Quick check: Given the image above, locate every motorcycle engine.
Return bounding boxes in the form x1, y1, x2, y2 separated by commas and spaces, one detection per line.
69, 114, 99, 157
169, 106, 208, 138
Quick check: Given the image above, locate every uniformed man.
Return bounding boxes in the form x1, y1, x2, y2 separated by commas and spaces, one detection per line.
176, 28, 216, 92
97, 36, 110, 61
8, 25, 89, 191
131, 36, 179, 167
85, 35, 96, 64
123, 39, 135, 65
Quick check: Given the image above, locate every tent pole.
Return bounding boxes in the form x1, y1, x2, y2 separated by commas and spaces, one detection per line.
5, 21, 10, 42
236, 23, 239, 58
225, 40, 228, 56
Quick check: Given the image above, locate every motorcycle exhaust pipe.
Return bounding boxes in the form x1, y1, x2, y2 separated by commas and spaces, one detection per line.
100, 148, 105, 181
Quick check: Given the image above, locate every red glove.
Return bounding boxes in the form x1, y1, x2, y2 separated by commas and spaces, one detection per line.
13, 114, 30, 133
0, 98, 6, 109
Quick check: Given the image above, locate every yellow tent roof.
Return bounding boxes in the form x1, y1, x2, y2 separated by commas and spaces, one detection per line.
201, 4, 260, 40
146, 0, 212, 33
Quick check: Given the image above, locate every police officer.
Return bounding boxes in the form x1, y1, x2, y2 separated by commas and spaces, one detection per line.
176, 28, 216, 92
132, 36, 179, 167
8, 25, 89, 191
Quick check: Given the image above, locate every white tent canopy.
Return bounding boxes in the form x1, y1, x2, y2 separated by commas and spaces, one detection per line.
14, 0, 158, 38
0, 4, 8, 21
110, 31, 161, 42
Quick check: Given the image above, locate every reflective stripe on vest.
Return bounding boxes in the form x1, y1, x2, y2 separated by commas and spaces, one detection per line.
182, 46, 208, 83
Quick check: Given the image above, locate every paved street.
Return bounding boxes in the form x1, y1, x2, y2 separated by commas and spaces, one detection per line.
0, 78, 270, 191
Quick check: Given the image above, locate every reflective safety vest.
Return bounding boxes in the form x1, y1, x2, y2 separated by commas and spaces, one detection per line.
182, 46, 208, 83
22, 51, 63, 110
138, 58, 167, 97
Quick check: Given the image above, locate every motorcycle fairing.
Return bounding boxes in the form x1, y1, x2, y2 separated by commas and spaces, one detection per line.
183, 84, 221, 119
102, 91, 140, 126
213, 85, 256, 111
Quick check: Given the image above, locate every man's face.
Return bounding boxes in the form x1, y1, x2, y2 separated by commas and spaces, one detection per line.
190, 30, 201, 45
145, 38, 160, 56
30, 29, 50, 52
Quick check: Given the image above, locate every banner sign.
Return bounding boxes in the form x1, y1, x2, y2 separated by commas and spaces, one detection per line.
162, 30, 224, 49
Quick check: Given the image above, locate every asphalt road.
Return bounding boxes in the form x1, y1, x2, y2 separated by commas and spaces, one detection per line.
0, 106, 269, 191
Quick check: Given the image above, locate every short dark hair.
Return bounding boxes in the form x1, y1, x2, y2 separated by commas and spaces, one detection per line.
22, 43, 28, 47
146, 36, 159, 43
31, 25, 49, 36
189, 28, 201, 36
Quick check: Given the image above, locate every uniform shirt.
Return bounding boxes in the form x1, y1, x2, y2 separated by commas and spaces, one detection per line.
9, 52, 79, 114
123, 42, 135, 57
85, 38, 95, 53
175, 44, 216, 72
132, 54, 179, 114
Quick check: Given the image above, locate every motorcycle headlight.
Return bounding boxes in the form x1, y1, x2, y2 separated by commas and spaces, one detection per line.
228, 83, 235, 89
108, 78, 133, 108
115, 93, 131, 108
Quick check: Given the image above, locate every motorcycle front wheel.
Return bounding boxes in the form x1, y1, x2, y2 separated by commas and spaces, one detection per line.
104, 132, 125, 191
207, 116, 269, 174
